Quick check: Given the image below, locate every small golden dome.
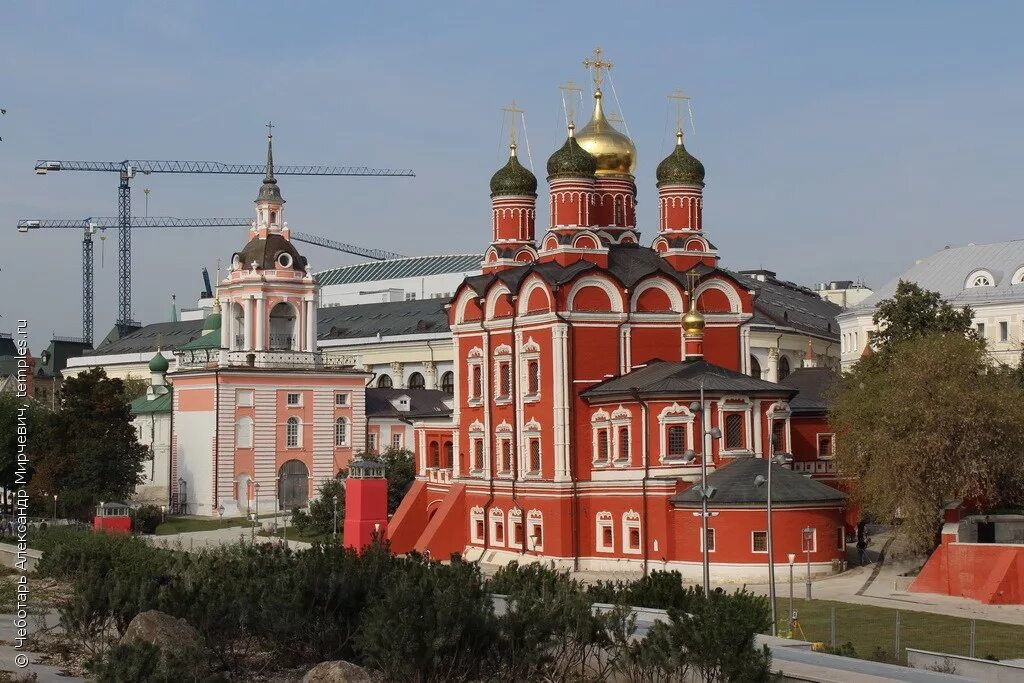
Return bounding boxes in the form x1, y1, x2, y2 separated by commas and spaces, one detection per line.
682, 306, 705, 337
575, 90, 637, 177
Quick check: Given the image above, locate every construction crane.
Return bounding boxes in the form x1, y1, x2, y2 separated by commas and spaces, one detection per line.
18, 217, 250, 344
34, 135, 415, 331
18, 216, 406, 344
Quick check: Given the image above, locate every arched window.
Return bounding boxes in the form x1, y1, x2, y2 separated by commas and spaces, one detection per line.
724, 414, 744, 450
527, 360, 540, 395
440, 371, 454, 394
428, 441, 440, 468
268, 302, 298, 350
408, 372, 426, 390
778, 356, 791, 381
334, 417, 349, 447
444, 441, 454, 467
286, 417, 300, 448
614, 197, 625, 225
966, 270, 995, 288
750, 355, 762, 379
377, 374, 393, 388
236, 416, 253, 449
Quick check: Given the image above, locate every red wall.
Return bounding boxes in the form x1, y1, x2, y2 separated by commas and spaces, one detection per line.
911, 541, 1024, 605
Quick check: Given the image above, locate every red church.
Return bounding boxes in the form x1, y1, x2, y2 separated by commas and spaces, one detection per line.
390, 53, 846, 580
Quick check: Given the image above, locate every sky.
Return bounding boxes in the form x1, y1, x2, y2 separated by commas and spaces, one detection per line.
2, 2, 1023, 351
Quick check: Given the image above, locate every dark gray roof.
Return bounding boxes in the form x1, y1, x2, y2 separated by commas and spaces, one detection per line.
581, 359, 796, 400
0, 334, 16, 357
319, 298, 449, 340
316, 254, 482, 287
365, 388, 453, 419
37, 338, 92, 377
779, 367, 837, 415
90, 320, 206, 356
672, 457, 847, 507
729, 269, 842, 341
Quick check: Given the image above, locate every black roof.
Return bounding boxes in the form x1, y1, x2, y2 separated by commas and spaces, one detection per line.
89, 320, 206, 356
319, 298, 449, 340
780, 367, 837, 415
672, 457, 846, 507
37, 338, 92, 377
581, 359, 796, 400
730, 269, 841, 341
365, 388, 453, 420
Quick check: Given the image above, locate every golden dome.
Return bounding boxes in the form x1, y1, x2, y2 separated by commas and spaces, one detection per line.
575, 90, 637, 177
682, 302, 706, 337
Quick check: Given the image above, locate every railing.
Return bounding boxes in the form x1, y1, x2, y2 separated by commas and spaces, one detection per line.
234, 335, 245, 349
427, 467, 453, 484
268, 334, 295, 350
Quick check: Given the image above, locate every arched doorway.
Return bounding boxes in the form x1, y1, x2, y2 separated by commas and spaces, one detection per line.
269, 302, 298, 350
278, 459, 309, 509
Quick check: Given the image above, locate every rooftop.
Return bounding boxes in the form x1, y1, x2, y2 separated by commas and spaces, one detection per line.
316, 254, 482, 287
846, 239, 1024, 313
365, 388, 453, 420
671, 457, 847, 507
731, 269, 842, 341
581, 359, 796, 400
779, 367, 837, 415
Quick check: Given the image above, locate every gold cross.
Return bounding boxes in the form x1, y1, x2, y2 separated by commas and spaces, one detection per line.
266, 120, 274, 138
669, 89, 691, 134
501, 100, 524, 146
559, 79, 584, 127
583, 47, 613, 90
686, 268, 700, 296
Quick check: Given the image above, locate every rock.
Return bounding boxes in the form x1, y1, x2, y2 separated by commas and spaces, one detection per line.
302, 660, 375, 683
121, 609, 201, 651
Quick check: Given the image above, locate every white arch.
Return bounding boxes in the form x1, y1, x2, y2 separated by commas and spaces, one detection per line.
631, 277, 683, 312
453, 289, 481, 325
566, 275, 624, 313
484, 283, 513, 319
965, 269, 995, 288
694, 279, 742, 314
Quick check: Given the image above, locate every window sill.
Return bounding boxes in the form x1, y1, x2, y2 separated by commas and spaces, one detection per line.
523, 393, 541, 403
612, 458, 630, 467
623, 548, 642, 555
467, 399, 484, 408
494, 396, 512, 405
596, 547, 615, 554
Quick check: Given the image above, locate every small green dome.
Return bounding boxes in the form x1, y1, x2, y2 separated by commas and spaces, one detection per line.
547, 128, 598, 180
149, 351, 169, 373
202, 312, 221, 332
656, 132, 705, 187
490, 145, 537, 197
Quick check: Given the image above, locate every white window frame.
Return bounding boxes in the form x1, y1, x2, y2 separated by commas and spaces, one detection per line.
236, 389, 254, 407
611, 407, 632, 466
334, 392, 349, 407
521, 339, 542, 403
286, 417, 301, 448
286, 392, 302, 407
495, 424, 513, 476
658, 403, 694, 463
467, 348, 484, 405
489, 508, 506, 548
470, 506, 485, 544
507, 508, 523, 550
392, 432, 403, 449
699, 527, 716, 553
493, 344, 513, 405
622, 510, 641, 555
975, 321, 986, 339
596, 512, 614, 553
235, 416, 253, 449
998, 319, 1010, 343
816, 432, 835, 460
751, 530, 768, 554
367, 432, 378, 453
334, 417, 349, 448
527, 510, 544, 552
718, 398, 754, 454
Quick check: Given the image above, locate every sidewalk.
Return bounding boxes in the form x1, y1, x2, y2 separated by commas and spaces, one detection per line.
148, 524, 312, 552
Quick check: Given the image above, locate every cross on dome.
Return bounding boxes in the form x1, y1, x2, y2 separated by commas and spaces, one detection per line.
583, 47, 613, 90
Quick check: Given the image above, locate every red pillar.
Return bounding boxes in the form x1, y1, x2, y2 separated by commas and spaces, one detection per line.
343, 459, 389, 551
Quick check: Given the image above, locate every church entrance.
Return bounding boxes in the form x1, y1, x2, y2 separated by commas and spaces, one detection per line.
278, 460, 309, 510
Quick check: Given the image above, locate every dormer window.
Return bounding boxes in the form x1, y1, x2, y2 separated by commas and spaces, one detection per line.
965, 270, 994, 288
276, 252, 293, 270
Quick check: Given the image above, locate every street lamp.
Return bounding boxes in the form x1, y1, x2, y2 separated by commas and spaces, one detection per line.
254, 481, 261, 521
249, 512, 257, 543
689, 381, 722, 598
754, 444, 793, 636
278, 474, 289, 550
160, 505, 166, 524
802, 527, 814, 599
52, 494, 58, 522
787, 552, 797, 634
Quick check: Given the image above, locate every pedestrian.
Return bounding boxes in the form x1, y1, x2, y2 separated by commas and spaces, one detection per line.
857, 537, 868, 565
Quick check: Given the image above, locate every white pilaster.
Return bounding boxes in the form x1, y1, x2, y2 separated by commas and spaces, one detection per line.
305, 299, 315, 352
243, 298, 253, 350
255, 296, 266, 351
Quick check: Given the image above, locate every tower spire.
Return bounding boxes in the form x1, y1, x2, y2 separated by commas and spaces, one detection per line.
255, 123, 284, 205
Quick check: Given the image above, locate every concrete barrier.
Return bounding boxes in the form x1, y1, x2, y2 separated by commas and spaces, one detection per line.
0, 542, 42, 572
907, 648, 1024, 682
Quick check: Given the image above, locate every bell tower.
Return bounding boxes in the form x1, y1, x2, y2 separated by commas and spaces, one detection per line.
483, 102, 538, 273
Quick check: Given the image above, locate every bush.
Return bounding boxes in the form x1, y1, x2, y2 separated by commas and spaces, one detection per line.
96, 642, 223, 682
132, 505, 163, 534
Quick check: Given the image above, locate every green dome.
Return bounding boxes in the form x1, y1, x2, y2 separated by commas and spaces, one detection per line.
202, 312, 221, 332
490, 145, 537, 197
149, 351, 169, 373
656, 132, 705, 187
546, 129, 598, 180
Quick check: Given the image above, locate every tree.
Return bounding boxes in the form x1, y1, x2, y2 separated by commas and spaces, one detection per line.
292, 477, 345, 537
0, 392, 48, 511
871, 280, 977, 354
375, 448, 415, 514
29, 368, 148, 519
830, 333, 1024, 552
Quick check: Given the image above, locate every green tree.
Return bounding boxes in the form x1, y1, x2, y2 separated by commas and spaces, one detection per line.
0, 392, 48, 511
870, 280, 977, 354
831, 334, 1024, 552
356, 447, 415, 514
29, 368, 148, 518
293, 477, 345, 536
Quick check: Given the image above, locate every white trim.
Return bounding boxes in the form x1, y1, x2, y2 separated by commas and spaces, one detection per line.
630, 278, 683, 313
622, 510, 642, 555
751, 530, 768, 554
596, 511, 614, 553
566, 276, 625, 313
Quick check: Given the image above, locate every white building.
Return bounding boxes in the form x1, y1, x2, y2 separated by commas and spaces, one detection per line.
817, 279, 873, 309
316, 254, 482, 306
838, 240, 1024, 369
129, 352, 173, 506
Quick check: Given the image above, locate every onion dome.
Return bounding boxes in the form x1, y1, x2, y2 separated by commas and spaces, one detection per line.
656, 131, 705, 187
490, 144, 538, 197
148, 350, 169, 373
683, 292, 706, 337
575, 90, 637, 177
202, 299, 222, 332
256, 133, 285, 204
234, 233, 307, 272
547, 125, 598, 180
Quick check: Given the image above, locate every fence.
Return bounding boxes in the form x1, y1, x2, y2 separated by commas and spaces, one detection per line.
777, 598, 1024, 664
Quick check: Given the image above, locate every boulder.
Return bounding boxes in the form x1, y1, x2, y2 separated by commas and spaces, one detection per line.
121, 609, 201, 651
302, 660, 375, 683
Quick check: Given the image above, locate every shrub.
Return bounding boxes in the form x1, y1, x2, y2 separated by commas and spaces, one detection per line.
96, 642, 223, 683
132, 505, 163, 534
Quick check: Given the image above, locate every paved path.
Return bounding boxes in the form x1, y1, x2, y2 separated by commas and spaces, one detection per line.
0, 610, 87, 683
148, 524, 312, 552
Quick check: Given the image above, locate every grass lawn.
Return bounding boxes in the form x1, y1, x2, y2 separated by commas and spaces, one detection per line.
777, 597, 1024, 662
154, 517, 250, 535
259, 527, 341, 544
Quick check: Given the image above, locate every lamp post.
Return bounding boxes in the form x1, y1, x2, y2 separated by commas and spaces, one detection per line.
688, 380, 722, 598
52, 494, 58, 522
278, 475, 289, 550
754, 442, 793, 637
787, 552, 796, 632
254, 481, 261, 521
802, 526, 814, 600
249, 512, 257, 543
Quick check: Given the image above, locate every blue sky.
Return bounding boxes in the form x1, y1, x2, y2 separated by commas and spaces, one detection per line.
3, 2, 1023, 349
